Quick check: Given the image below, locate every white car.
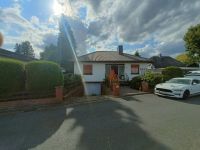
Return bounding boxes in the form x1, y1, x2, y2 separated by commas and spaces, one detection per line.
184, 71, 200, 79
155, 78, 200, 99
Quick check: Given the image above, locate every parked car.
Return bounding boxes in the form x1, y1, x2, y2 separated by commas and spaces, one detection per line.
154, 77, 200, 99
184, 71, 200, 79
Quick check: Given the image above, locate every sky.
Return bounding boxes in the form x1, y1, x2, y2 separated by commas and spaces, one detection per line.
0, 0, 200, 58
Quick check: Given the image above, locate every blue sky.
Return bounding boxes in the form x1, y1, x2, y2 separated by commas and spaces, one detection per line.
0, 0, 200, 58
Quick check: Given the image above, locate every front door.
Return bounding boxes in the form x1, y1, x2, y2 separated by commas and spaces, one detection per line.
111, 65, 118, 75
105, 64, 125, 80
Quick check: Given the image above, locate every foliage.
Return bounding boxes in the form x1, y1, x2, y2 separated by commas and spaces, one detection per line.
0, 58, 25, 95
57, 15, 77, 73
130, 76, 142, 90
143, 72, 164, 89
0, 32, 3, 47
64, 74, 82, 88
26, 61, 64, 92
104, 76, 110, 88
175, 53, 191, 64
134, 51, 140, 57
14, 41, 35, 58
40, 44, 59, 63
184, 24, 200, 62
162, 66, 183, 81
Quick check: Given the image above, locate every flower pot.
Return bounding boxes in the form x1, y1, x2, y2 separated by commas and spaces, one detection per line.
112, 83, 120, 96
55, 86, 63, 101
141, 81, 149, 92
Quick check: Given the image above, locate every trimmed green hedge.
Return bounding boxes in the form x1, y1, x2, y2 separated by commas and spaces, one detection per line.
130, 76, 142, 90
0, 58, 25, 95
162, 66, 183, 81
64, 74, 82, 88
26, 61, 64, 92
143, 72, 164, 89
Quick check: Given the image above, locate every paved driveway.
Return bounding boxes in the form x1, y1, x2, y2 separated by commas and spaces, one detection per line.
0, 94, 200, 150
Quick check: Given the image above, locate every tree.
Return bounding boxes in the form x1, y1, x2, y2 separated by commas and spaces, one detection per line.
14, 41, 35, 58
57, 15, 77, 73
184, 24, 200, 62
176, 53, 191, 64
40, 44, 59, 63
134, 51, 140, 57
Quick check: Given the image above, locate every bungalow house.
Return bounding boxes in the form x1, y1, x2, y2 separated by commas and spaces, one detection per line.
74, 45, 152, 95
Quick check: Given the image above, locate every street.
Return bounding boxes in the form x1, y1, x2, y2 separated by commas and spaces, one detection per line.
0, 94, 200, 150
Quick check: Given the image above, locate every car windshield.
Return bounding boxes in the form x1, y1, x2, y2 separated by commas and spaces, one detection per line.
167, 79, 191, 85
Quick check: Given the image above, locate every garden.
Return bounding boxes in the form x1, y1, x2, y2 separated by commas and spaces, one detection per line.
0, 58, 83, 101
130, 66, 184, 92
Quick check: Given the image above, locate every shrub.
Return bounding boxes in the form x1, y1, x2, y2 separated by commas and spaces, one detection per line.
0, 58, 25, 95
64, 73, 82, 88
130, 76, 142, 90
26, 61, 64, 92
162, 66, 183, 81
143, 72, 164, 89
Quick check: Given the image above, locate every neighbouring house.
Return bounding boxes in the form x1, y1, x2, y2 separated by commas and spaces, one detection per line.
150, 54, 185, 68
0, 48, 36, 62
74, 45, 152, 95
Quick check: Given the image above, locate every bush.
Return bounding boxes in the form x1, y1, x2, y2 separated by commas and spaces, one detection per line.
130, 76, 142, 90
0, 58, 25, 95
64, 74, 82, 88
26, 61, 64, 92
162, 66, 183, 81
143, 72, 164, 89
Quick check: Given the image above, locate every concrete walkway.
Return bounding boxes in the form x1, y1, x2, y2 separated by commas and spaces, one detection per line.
120, 86, 150, 96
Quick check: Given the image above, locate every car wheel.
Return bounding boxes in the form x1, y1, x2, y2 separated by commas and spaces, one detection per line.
183, 90, 190, 100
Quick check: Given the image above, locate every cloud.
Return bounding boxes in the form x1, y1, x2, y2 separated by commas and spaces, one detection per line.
30, 16, 39, 25
0, 4, 59, 58
71, 0, 200, 57
1, 0, 200, 58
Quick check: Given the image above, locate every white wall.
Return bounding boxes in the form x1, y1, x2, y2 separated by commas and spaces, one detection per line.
125, 63, 150, 80
74, 62, 106, 82
74, 62, 151, 82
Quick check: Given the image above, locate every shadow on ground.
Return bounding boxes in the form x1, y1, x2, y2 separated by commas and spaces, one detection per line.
0, 108, 66, 150
66, 97, 169, 150
0, 97, 169, 150
120, 96, 142, 102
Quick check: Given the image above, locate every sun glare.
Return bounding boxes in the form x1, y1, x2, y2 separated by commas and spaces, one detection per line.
53, 0, 64, 16
53, 0, 73, 16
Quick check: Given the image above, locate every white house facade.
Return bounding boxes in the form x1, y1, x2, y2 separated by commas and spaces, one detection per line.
74, 46, 152, 95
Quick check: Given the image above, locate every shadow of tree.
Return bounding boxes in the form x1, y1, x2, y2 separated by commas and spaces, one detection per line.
0, 108, 66, 150
67, 98, 169, 150
121, 96, 142, 102
0, 97, 171, 150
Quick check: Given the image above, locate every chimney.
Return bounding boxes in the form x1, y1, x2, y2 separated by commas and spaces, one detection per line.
118, 45, 123, 55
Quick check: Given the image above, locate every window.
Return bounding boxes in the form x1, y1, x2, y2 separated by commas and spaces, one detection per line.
83, 64, 93, 75
131, 64, 139, 74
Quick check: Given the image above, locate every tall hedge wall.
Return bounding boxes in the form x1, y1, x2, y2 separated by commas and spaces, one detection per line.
162, 66, 183, 81
26, 61, 64, 92
0, 58, 25, 95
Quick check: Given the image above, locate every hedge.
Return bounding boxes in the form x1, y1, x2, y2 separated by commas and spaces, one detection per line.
64, 73, 82, 88
0, 58, 25, 95
143, 72, 164, 89
130, 76, 142, 90
26, 61, 64, 92
162, 66, 183, 81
